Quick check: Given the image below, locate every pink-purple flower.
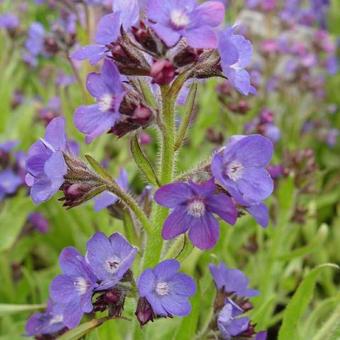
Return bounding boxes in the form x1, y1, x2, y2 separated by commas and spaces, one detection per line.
137, 259, 196, 318
147, 0, 225, 48
217, 299, 250, 339
218, 27, 255, 95
0, 169, 22, 200
71, 13, 120, 65
25, 300, 66, 337
209, 262, 259, 297
25, 117, 68, 204
212, 135, 273, 205
155, 179, 237, 249
85, 232, 137, 290
49, 247, 98, 328
74, 60, 125, 143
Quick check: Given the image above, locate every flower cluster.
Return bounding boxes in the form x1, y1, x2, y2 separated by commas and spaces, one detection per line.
155, 134, 273, 249
209, 262, 264, 339
26, 232, 195, 337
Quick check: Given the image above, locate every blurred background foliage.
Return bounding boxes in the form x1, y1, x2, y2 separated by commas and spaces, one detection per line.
0, 0, 339, 339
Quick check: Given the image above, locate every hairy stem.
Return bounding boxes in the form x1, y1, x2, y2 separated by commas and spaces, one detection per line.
104, 180, 153, 236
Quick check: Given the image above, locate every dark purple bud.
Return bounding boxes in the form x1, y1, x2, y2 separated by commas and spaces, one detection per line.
206, 128, 224, 145
44, 37, 59, 55
227, 100, 250, 115
135, 297, 155, 326
150, 59, 176, 85
173, 46, 204, 67
132, 22, 163, 55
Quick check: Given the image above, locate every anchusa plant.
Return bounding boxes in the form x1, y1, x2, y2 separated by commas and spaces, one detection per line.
21, 0, 280, 338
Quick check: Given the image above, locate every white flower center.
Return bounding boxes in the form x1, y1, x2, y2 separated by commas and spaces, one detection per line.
226, 160, 244, 181
49, 314, 63, 325
187, 199, 206, 217
98, 94, 113, 112
104, 256, 121, 274
170, 9, 190, 29
74, 277, 89, 296
155, 281, 170, 296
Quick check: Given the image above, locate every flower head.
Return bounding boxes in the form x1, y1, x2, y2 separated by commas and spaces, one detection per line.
218, 300, 250, 339
218, 27, 255, 95
28, 212, 49, 233
209, 263, 259, 297
85, 232, 137, 290
25, 117, 68, 204
25, 300, 66, 337
94, 169, 128, 211
50, 247, 98, 329
155, 179, 237, 249
0, 13, 19, 30
137, 259, 195, 322
25, 22, 45, 57
147, 0, 225, 48
212, 135, 273, 204
74, 60, 125, 143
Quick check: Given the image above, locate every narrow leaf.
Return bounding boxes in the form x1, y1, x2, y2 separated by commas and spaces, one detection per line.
0, 304, 45, 316
85, 154, 112, 181
130, 135, 160, 187
278, 263, 339, 340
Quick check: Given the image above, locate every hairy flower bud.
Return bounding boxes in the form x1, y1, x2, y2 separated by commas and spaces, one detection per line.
150, 59, 176, 85
135, 297, 155, 326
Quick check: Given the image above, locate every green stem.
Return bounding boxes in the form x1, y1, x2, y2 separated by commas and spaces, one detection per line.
142, 85, 177, 269
105, 181, 153, 236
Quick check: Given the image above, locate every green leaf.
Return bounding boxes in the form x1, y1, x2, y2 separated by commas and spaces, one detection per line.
130, 135, 160, 187
0, 192, 34, 252
278, 264, 339, 340
174, 286, 200, 340
58, 318, 108, 340
175, 83, 198, 151
85, 154, 113, 181
0, 304, 45, 316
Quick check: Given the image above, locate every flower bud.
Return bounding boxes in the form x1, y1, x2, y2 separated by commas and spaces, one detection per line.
135, 297, 155, 326
150, 59, 176, 85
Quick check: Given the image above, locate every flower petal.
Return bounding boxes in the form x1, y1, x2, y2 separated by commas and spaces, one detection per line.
246, 203, 269, 228
95, 13, 120, 45
155, 182, 193, 208
185, 26, 218, 49
205, 193, 237, 225
162, 207, 192, 240
153, 259, 180, 281
188, 212, 219, 249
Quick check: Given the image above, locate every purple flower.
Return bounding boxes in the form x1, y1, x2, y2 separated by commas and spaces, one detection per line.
50, 247, 97, 329
137, 259, 196, 317
155, 179, 237, 249
71, 13, 120, 65
0, 140, 18, 153
209, 263, 259, 297
147, 0, 225, 48
25, 300, 66, 337
0, 169, 22, 200
217, 300, 250, 339
25, 22, 45, 56
25, 117, 68, 204
74, 60, 125, 143
218, 27, 255, 95
85, 232, 137, 290
211, 135, 273, 204
0, 13, 19, 30
28, 212, 49, 233
94, 169, 128, 211
112, 0, 141, 29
